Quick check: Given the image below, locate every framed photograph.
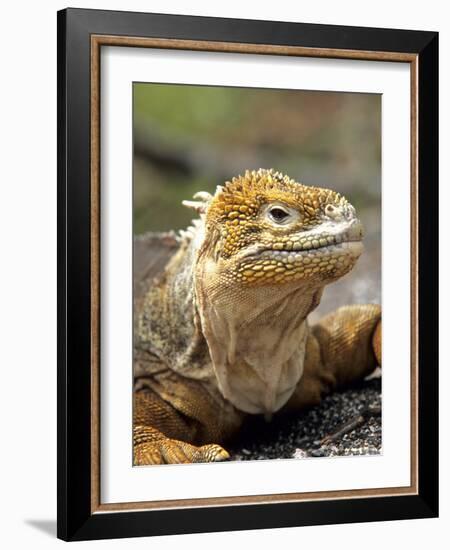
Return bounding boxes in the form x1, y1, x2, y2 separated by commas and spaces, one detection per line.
57, 8, 438, 541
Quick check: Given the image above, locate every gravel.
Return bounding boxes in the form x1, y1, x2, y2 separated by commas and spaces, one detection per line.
228, 376, 381, 461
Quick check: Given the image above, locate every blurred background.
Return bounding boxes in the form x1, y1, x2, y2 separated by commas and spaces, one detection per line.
133, 83, 381, 318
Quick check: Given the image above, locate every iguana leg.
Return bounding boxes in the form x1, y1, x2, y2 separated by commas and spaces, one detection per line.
286, 304, 381, 411
133, 389, 231, 465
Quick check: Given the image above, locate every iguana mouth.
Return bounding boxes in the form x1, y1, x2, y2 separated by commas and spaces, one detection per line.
242, 223, 363, 261
267, 236, 362, 255
234, 221, 364, 285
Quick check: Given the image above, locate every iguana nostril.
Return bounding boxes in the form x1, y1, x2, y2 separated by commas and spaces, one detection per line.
348, 220, 364, 240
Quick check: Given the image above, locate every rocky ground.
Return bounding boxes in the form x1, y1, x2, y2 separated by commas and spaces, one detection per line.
229, 375, 381, 461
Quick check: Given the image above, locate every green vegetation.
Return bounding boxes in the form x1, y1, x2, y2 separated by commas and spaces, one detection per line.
133, 83, 381, 234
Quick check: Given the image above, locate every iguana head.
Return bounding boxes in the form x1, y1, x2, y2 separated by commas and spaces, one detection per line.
183, 169, 363, 415
185, 168, 363, 288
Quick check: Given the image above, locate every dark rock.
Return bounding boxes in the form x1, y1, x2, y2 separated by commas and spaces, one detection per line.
228, 377, 381, 461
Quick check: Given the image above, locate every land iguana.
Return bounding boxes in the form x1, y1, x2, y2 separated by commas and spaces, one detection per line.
133, 169, 382, 465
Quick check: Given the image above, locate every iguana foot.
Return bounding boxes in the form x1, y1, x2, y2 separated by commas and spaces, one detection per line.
134, 426, 230, 465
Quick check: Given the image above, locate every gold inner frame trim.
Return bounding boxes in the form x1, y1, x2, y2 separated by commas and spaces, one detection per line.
90, 34, 419, 514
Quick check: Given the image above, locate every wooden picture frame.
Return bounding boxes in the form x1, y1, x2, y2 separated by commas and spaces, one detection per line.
57, 7, 438, 541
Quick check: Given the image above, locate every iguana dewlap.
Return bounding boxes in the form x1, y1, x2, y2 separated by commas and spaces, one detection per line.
134, 169, 381, 465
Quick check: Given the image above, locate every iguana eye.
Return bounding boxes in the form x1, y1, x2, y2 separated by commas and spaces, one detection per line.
268, 206, 290, 223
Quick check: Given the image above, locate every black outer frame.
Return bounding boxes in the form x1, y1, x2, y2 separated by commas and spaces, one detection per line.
57, 7, 439, 541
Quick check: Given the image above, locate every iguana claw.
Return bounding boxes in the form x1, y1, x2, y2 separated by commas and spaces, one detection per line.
134, 428, 230, 465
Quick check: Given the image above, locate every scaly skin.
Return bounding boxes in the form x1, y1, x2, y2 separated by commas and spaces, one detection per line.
134, 169, 381, 465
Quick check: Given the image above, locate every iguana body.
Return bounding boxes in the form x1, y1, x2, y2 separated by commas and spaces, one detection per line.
134, 169, 381, 465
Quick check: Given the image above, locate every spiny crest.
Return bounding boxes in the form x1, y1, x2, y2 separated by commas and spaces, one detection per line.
181, 190, 213, 216
179, 191, 212, 243
222, 168, 299, 197
177, 218, 202, 243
